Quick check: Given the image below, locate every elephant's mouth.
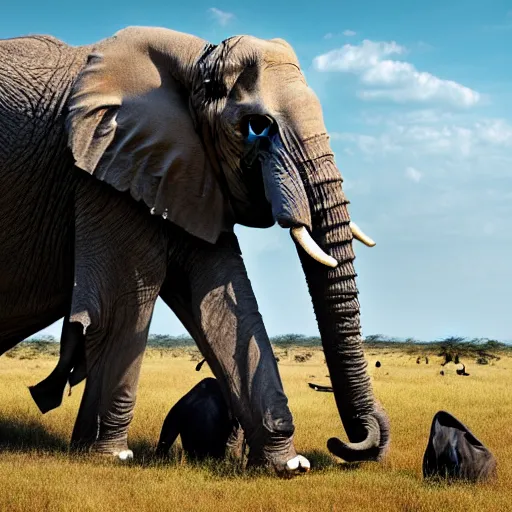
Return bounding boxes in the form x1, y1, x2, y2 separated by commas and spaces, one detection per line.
231, 157, 375, 268
235, 137, 377, 267
249, 138, 377, 266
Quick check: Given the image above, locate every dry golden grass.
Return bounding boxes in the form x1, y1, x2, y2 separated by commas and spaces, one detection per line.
1, 347, 511, 511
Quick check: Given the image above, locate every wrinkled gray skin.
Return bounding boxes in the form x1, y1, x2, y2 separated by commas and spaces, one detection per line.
0, 27, 389, 471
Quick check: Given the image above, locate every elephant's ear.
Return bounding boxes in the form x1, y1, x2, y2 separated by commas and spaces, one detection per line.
66, 27, 226, 244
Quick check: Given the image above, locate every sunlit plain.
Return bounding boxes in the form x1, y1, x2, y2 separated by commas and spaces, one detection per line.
1, 346, 511, 512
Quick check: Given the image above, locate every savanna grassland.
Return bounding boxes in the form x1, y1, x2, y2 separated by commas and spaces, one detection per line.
1, 339, 511, 512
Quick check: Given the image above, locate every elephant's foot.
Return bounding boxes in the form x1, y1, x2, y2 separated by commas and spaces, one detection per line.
71, 431, 133, 462
90, 439, 134, 462
90, 447, 134, 462
76, 441, 134, 462
246, 436, 310, 477
247, 451, 311, 477
285, 455, 310, 473
271, 454, 311, 477
28, 373, 68, 414
112, 449, 134, 461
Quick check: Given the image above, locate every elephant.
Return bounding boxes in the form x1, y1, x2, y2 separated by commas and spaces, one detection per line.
156, 377, 244, 461
0, 26, 389, 473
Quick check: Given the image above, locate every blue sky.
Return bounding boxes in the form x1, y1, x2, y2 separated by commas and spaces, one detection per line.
4, 1, 512, 341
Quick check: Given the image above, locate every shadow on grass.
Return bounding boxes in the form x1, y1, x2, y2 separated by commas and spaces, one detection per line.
0, 422, 260, 479
303, 449, 338, 470
422, 474, 498, 490
303, 449, 364, 472
133, 446, 364, 480
0, 416, 67, 453
129, 438, 157, 463
0, 418, 369, 481
127, 441, 252, 479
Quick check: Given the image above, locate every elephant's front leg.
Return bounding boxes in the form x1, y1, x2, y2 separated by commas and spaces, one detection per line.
69, 182, 168, 458
162, 233, 309, 474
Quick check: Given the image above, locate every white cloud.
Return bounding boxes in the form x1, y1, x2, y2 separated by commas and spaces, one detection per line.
475, 119, 512, 145
324, 30, 357, 39
405, 166, 423, 182
361, 108, 453, 126
208, 7, 235, 26
313, 40, 480, 107
332, 115, 512, 161
315, 40, 405, 72
332, 131, 403, 155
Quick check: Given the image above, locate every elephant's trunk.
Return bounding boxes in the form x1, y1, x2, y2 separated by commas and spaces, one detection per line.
293, 136, 390, 462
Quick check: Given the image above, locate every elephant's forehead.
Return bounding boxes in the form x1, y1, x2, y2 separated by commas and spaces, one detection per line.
221, 35, 301, 68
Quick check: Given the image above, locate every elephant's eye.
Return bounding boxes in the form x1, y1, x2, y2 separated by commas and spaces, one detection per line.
242, 115, 274, 141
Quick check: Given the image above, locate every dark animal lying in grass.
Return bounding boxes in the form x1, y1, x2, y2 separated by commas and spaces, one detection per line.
156, 378, 243, 461
423, 411, 496, 482
456, 364, 470, 376
308, 382, 333, 393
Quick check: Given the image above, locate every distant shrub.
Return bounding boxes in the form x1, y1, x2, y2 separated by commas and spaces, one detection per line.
271, 334, 320, 348
294, 352, 312, 363
365, 334, 389, 344
3, 332, 510, 360
435, 336, 505, 365
147, 334, 194, 347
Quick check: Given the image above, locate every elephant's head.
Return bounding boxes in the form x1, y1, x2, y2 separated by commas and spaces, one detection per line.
66, 26, 389, 462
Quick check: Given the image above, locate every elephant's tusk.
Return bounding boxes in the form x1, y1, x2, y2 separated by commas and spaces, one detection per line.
290, 227, 338, 268
350, 221, 376, 247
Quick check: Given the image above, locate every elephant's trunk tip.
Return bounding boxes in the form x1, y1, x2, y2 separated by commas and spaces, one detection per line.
327, 411, 390, 463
